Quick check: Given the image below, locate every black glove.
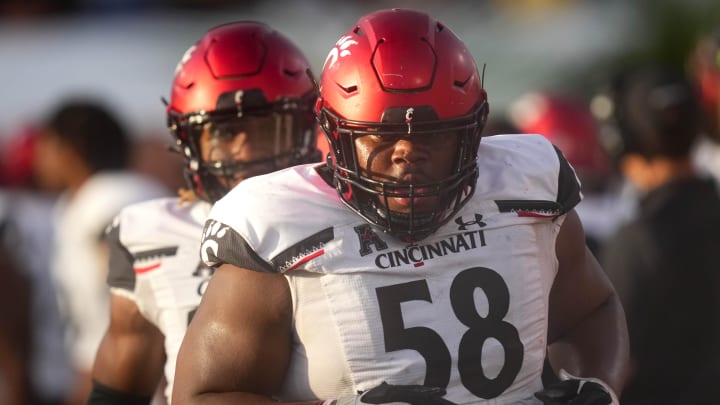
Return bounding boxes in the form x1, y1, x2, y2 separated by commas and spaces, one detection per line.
331, 382, 457, 405
534, 370, 618, 405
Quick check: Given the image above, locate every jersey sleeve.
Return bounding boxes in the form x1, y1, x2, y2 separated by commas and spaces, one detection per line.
552, 144, 583, 214
200, 218, 275, 273
105, 216, 136, 291
483, 135, 583, 217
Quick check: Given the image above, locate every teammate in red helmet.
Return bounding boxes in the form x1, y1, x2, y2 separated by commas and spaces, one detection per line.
174, 9, 629, 405
88, 21, 318, 404
509, 92, 630, 255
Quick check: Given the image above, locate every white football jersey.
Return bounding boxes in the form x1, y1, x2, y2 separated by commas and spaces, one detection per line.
106, 197, 213, 403
52, 172, 168, 371
202, 134, 581, 404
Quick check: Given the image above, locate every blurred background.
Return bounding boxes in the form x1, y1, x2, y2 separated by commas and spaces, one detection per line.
1, 0, 720, 404
0, 0, 718, 147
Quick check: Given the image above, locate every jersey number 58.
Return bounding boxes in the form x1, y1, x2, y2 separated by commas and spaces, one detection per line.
375, 266, 524, 399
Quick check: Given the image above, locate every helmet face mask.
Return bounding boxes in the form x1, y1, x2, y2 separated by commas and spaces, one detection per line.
319, 101, 486, 241
167, 22, 318, 203
318, 9, 488, 241
202, 113, 295, 176
169, 92, 315, 202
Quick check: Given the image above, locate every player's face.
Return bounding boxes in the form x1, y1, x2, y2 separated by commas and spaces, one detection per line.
199, 113, 294, 187
33, 130, 72, 192
354, 131, 459, 214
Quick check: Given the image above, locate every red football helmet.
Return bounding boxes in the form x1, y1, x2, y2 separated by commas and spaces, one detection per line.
316, 8, 489, 240
167, 21, 318, 203
510, 92, 611, 190
689, 29, 720, 141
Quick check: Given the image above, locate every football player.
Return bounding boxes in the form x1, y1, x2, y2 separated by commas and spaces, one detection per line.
34, 99, 169, 405
174, 9, 629, 405
87, 21, 318, 404
599, 65, 720, 404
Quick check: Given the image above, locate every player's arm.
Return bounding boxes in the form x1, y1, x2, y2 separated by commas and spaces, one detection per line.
173, 263, 459, 405
546, 209, 630, 395
89, 294, 166, 404
88, 216, 165, 404
172, 264, 312, 405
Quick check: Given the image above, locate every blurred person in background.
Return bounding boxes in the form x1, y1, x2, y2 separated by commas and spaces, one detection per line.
88, 21, 319, 405
33, 99, 169, 405
688, 28, 720, 183
0, 125, 73, 405
599, 65, 720, 404
0, 218, 33, 405
508, 92, 626, 256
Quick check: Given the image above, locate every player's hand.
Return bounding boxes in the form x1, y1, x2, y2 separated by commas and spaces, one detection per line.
534, 370, 619, 405
331, 382, 457, 405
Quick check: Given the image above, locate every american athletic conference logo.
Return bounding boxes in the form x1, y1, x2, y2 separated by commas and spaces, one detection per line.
354, 215, 487, 269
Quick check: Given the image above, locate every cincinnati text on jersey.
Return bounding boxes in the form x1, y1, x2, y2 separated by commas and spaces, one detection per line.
374, 229, 486, 269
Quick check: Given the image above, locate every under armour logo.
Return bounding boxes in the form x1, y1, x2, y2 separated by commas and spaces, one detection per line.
405, 107, 415, 134
455, 214, 486, 230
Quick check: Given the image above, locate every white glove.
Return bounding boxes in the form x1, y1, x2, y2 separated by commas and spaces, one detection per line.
534, 369, 619, 405
322, 382, 457, 405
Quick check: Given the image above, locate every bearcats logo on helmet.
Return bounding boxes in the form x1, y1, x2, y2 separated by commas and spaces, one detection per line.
316, 9, 489, 241
174, 45, 196, 75
324, 35, 358, 69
